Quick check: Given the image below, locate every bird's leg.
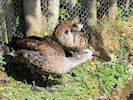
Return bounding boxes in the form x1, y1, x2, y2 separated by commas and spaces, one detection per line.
45, 75, 53, 92
44, 75, 59, 93
31, 80, 36, 92
26, 64, 40, 92
31, 71, 40, 92
44, 75, 49, 89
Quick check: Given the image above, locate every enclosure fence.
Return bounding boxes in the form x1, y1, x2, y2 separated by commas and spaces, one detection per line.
0, 0, 133, 51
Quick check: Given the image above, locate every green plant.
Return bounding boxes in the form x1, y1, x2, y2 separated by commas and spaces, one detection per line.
115, 39, 129, 65
96, 1, 102, 10
15, 16, 20, 27
90, 59, 129, 93
59, 8, 70, 21
116, 6, 126, 21
89, 35, 129, 93
0, 61, 100, 100
116, 6, 133, 21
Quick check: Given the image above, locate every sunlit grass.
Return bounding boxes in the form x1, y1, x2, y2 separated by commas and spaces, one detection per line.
0, 57, 130, 100
0, 61, 100, 100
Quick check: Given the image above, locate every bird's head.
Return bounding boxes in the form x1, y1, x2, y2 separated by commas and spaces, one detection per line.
53, 22, 86, 50
71, 23, 84, 32
75, 49, 98, 60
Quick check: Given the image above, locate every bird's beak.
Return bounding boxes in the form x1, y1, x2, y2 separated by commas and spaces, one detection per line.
92, 52, 99, 57
72, 23, 84, 32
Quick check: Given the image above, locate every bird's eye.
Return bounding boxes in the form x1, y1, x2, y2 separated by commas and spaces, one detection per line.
81, 29, 84, 32
73, 24, 77, 27
65, 30, 68, 34
85, 51, 88, 54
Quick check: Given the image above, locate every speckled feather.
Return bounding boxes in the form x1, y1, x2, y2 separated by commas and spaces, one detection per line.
16, 37, 65, 57
12, 37, 94, 75
53, 22, 86, 51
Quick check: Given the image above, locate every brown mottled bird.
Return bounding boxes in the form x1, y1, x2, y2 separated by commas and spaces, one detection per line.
53, 22, 86, 51
8, 36, 96, 91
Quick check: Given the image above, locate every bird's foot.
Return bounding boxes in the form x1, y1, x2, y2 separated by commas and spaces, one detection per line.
44, 75, 61, 93
31, 81, 41, 92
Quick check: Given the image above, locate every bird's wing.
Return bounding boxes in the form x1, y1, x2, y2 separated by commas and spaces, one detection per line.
18, 49, 44, 68
16, 38, 45, 51
15, 37, 65, 56
43, 38, 65, 56
15, 38, 51, 57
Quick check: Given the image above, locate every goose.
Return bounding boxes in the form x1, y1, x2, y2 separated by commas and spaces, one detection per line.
8, 36, 96, 91
53, 22, 87, 51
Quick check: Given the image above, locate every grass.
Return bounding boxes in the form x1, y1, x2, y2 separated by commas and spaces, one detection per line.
0, 60, 100, 100
91, 59, 128, 93
0, 53, 130, 100
1, 23, 132, 100
1, 8, 132, 99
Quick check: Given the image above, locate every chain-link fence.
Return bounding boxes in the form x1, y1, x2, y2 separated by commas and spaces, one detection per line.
0, 0, 133, 49
97, 0, 133, 19
0, 0, 24, 49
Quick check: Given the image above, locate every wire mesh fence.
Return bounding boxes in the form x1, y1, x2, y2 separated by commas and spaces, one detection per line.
0, 0, 24, 42
0, 0, 133, 45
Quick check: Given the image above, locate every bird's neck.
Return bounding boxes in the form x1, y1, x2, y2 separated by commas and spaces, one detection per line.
69, 56, 88, 67
61, 56, 89, 73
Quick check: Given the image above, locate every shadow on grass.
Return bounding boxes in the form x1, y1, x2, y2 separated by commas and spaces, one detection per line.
3, 55, 61, 88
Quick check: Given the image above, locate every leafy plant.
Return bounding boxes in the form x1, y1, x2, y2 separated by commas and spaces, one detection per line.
115, 39, 129, 65
15, 16, 20, 27
90, 60, 129, 93
59, 8, 70, 21
116, 6, 133, 21
0, 61, 100, 100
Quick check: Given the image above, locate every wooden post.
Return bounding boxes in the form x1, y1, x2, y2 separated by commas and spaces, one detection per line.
70, 0, 80, 23
126, 0, 130, 9
47, 0, 59, 35
23, 0, 46, 37
125, 0, 130, 17
108, 0, 117, 22
86, 0, 97, 30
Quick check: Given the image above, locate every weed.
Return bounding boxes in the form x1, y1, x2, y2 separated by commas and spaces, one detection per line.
115, 38, 130, 65
90, 59, 129, 93
59, 8, 70, 21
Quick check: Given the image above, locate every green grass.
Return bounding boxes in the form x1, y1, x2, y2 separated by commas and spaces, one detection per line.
0, 55, 130, 100
0, 38, 130, 99
1, 15, 132, 100
0, 61, 100, 100
91, 59, 128, 93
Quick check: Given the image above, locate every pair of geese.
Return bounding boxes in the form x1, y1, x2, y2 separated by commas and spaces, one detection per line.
9, 22, 97, 91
